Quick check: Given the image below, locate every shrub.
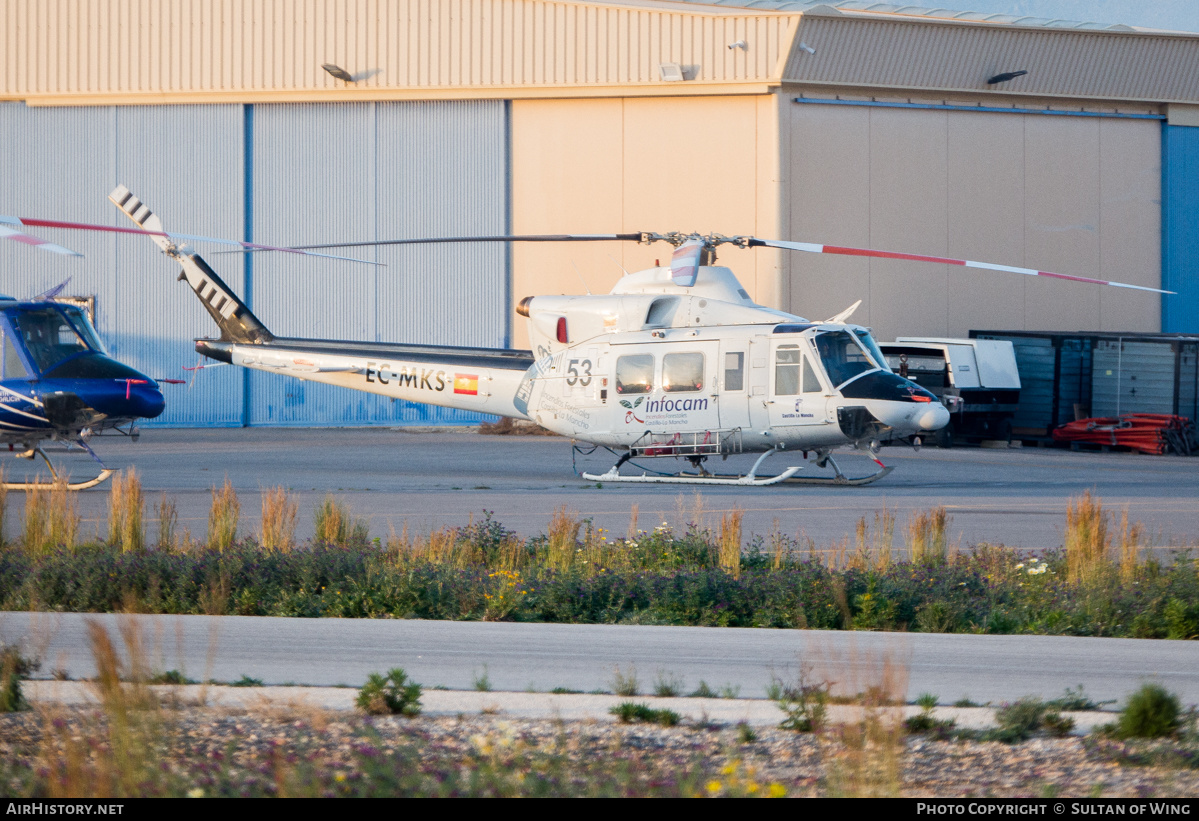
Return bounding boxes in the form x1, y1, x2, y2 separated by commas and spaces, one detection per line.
357, 668, 422, 716
653, 670, 683, 698
610, 665, 638, 697
985, 697, 1073, 743
0, 646, 29, 712
770, 667, 830, 732
1115, 683, 1181, 739
609, 702, 680, 726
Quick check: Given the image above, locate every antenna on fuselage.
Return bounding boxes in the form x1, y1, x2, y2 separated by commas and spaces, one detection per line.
570, 261, 593, 295
607, 254, 632, 277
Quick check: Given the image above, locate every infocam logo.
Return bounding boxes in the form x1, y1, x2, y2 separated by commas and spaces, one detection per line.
643, 396, 708, 413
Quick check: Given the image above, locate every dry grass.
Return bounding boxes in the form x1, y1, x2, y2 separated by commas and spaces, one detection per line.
0, 466, 8, 546
1117, 508, 1145, 584
207, 478, 240, 551
34, 618, 170, 797
627, 503, 639, 541
1065, 491, 1110, 585
907, 507, 949, 566
260, 486, 298, 553
108, 468, 145, 553
807, 641, 909, 798
23, 477, 80, 554
547, 506, 581, 572
718, 506, 743, 579
850, 507, 896, 572
155, 493, 178, 551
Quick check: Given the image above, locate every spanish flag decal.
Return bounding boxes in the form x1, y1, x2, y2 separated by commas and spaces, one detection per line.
454, 373, 479, 395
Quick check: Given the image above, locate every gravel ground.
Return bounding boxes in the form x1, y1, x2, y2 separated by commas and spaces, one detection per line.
3, 694, 1197, 797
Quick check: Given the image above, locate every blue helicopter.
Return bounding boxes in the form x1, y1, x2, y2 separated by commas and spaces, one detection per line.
0, 225, 167, 489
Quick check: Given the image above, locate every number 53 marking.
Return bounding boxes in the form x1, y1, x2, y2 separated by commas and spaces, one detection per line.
566, 358, 592, 387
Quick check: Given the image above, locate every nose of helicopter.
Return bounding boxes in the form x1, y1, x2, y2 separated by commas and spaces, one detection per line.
915, 402, 950, 431
127, 380, 166, 420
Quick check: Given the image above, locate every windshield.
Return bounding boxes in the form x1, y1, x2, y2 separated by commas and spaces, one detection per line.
62, 306, 106, 354
813, 330, 880, 388
854, 329, 889, 373
9, 307, 97, 374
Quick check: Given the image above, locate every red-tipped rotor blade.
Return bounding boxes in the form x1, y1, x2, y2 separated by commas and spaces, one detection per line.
0, 219, 83, 257
8, 217, 378, 265
750, 238, 1173, 295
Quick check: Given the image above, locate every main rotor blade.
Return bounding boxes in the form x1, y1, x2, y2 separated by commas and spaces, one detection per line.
0, 219, 83, 257
6, 217, 379, 265
749, 238, 1174, 295
232, 233, 647, 252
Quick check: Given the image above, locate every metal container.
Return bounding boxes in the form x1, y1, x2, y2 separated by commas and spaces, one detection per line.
972, 331, 1199, 434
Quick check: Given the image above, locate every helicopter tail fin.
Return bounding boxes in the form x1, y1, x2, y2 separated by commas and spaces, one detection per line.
109, 185, 273, 344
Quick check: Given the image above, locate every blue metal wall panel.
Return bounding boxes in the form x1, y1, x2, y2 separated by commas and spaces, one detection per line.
247, 100, 508, 426
0, 102, 244, 428
1163, 124, 1199, 334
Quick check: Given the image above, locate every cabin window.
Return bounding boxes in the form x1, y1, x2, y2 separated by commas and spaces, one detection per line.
723, 352, 745, 391
3, 333, 28, 379
615, 354, 654, 394
802, 355, 822, 393
774, 345, 800, 395
663, 352, 704, 393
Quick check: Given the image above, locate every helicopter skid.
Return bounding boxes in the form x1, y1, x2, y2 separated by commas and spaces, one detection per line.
0, 468, 115, 491
583, 465, 802, 486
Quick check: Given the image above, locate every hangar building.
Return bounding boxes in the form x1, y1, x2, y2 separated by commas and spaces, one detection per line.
2, 0, 1197, 427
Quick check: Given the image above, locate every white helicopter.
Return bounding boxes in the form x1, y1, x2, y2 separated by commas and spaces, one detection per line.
8, 185, 1170, 486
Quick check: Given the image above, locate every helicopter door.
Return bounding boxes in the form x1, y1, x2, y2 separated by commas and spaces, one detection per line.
769, 341, 826, 428
747, 336, 771, 432
717, 343, 749, 432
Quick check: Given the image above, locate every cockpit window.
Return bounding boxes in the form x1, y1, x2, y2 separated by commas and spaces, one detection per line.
10, 307, 95, 373
616, 354, 654, 395
814, 330, 878, 388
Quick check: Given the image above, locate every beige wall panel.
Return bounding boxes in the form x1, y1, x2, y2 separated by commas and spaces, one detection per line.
1023, 116, 1103, 330
620, 95, 760, 281
512, 98, 625, 348
2, 0, 799, 103
783, 101, 873, 325
866, 107, 950, 342
945, 112, 1027, 335
1098, 118, 1161, 332
511, 95, 766, 348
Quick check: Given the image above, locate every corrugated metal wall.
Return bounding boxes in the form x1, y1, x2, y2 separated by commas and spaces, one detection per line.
1092, 339, 1178, 417
1, 99, 508, 427
1162, 124, 1199, 334
247, 99, 508, 426
786, 14, 1199, 104
0, 101, 246, 427
3, 0, 799, 103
